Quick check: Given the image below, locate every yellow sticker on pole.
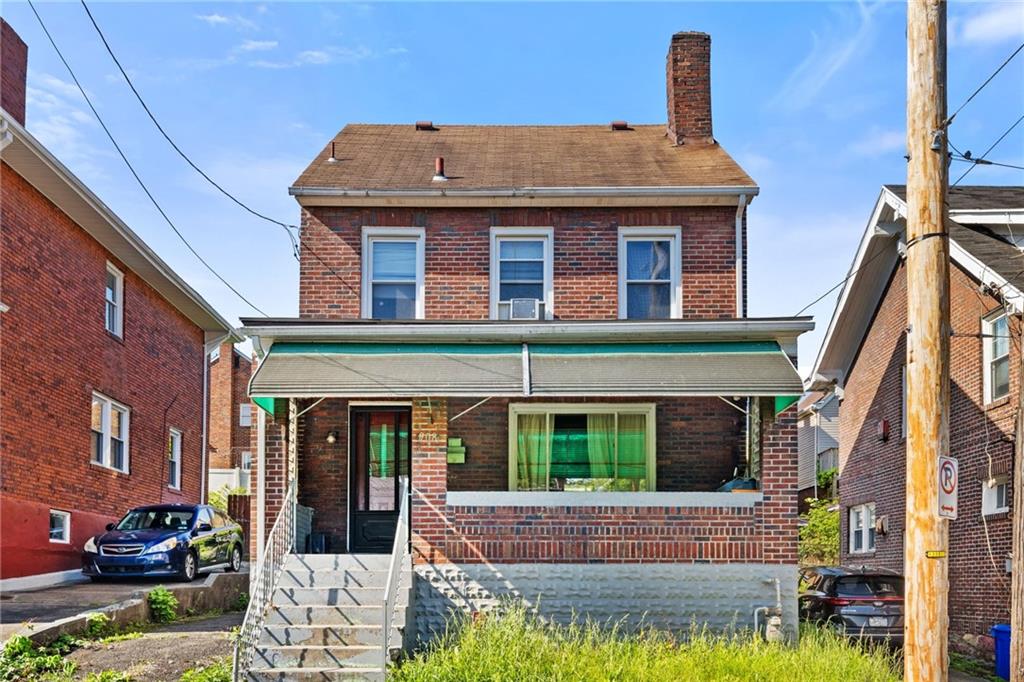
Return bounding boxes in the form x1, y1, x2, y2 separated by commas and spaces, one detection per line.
926, 550, 946, 559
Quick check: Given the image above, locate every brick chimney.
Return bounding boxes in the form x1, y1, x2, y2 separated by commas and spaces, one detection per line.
1, 19, 28, 126
666, 31, 712, 145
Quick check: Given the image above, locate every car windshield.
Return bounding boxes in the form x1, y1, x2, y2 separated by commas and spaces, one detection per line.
836, 576, 904, 598
116, 509, 194, 532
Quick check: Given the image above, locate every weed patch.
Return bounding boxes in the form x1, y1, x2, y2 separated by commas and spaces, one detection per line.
148, 585, 179, 623
179, 656, 231, 682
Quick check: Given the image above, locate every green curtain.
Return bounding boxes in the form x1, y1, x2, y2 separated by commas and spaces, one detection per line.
370, 424, 393, 478
616, 414, 647, 486
586, 414, 615, 479
516, 413, 548, 490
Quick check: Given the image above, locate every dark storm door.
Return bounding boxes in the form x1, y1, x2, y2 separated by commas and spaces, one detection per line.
349, 407, 411, 553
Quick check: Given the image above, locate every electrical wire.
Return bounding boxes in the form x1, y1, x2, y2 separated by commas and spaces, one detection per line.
952, 156, 1024, 172
26, 0, 269, 316
80, 0, 361, 299
793, 245, 891, 317
952, 113, 1024, 186
945, 41, 1024, 128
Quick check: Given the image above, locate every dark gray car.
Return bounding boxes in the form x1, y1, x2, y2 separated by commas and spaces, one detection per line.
799, 566, 904, 645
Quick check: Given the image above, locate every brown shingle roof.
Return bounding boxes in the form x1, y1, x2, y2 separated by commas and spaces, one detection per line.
292, 124, 755, 191
885, 184, 1024, 211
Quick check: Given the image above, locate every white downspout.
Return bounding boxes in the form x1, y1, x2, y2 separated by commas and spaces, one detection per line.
735, 194, 748, 318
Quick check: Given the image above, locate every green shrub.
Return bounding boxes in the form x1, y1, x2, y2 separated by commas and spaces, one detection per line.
179, 657, 231, 682
0, 634, 77, 682
86, 612, 113, 639
816, 467, 838, 494
233, 591, 250, 612
208, 487, 247, 515
84, 671, 133, 682
799, 497, 840, 566
147, 585, 179, 623
391, 603, 900, 682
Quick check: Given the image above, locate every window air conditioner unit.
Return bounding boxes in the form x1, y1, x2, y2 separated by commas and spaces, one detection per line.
509, 298, 542, 320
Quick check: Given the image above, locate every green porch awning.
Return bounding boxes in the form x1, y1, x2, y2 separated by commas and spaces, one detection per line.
249, 340, 804, 413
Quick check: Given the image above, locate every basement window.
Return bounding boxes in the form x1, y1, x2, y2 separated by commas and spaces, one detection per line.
848, 503, 876, 554
508, 403, 656, 492
49, 510, 70, 544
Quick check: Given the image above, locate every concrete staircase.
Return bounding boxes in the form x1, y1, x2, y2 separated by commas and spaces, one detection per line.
247, 554, 411, 681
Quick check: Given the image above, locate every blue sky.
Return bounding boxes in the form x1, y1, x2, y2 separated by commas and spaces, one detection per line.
3, 1, 1023, 374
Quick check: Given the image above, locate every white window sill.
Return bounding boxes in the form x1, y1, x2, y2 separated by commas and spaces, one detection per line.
90, 461, 129, 476
445, 491, 763, 508
48, 539, 70, 545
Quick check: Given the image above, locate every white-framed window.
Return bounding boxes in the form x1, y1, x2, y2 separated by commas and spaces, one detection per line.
241, 451, 252, 471
489, 227, 554, 320
209, 347, 220, 363
983, 311, 1011, 403
982, 476, 1010, 516
617, 227, 682, 319
91, 392, 130, 473
507, 403, 656, 492
105, 262, 124, 337
49, 509, 70, 543
849, 502, 876, 554
167, 428, 182, 489
361, 227, 425, 319
239, 403, 253, 428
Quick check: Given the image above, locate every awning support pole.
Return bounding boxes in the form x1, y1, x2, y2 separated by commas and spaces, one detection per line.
449, 397, 493, 423
522, 343, 531, 396
295, 397, 326, 419
717, 395, 749, 415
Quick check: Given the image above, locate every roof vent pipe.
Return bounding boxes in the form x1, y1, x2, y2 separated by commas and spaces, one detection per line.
415, 120, 435, 131
432, 156, 448, 182
610, 120, 629, 130
327, 141, 338, 164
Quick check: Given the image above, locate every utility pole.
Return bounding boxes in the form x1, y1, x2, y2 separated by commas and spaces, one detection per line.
904, 1, 950, 681
1011, 314, 1023, 682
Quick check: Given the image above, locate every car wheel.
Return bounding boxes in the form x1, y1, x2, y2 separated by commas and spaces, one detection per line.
226, 545, 242, 572
181, 550, 198, 582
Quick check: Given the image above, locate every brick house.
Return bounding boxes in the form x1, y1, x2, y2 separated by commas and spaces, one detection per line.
234, 31, 812, 676
207, 342, 254, 493
809, 184, 1023, 660
0, 19, 235, 589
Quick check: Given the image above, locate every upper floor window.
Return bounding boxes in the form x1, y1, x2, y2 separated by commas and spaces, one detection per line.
983, 311, 1010, 403
91, 392, 130, 473
617, 227, 681, 320
168, 428, 182, 490
361, 228, 425, 319
848, 502, 875, 554
490, 228, 554, 320
982, 476, 1010, 516
105, 262, 124, 337
209, 347, 220, 363
239, 403, 252, 428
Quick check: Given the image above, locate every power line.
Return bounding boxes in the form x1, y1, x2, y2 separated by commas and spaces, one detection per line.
26, 0, 268, 316
794, 244, 891, 317
80, 0, 360, 298
945, 41, 1024, 127
952, 155, 1024, 172
952, 112, 1024, 186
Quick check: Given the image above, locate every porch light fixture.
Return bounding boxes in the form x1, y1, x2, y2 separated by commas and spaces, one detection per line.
326, 430, 338, 444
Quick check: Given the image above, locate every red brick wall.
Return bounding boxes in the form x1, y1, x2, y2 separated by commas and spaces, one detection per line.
839, 260, 1018, 657
0, 163, 206, 579
446, 396, 743, 492
298, 206, 741, 320
208, 343, 252, 471
1, 19, 27, 126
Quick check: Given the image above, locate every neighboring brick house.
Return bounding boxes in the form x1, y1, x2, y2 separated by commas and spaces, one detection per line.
207, 342, 253, 492
235, 31, 813, 675
810, 184, 1023, 661
0, 19, 234, 588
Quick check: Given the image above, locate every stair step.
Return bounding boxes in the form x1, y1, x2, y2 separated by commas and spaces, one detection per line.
267, 605, 394, 626
273, 587, 408, 607
259, 625, 402, 647
278, 569, 411, 589
285, 554, 394, 571
246, 666, 384, 681
254, 645, 383, 669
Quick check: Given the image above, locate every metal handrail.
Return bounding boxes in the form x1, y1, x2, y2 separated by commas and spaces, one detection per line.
381, 475, 411, 673
232, 481, 296, 681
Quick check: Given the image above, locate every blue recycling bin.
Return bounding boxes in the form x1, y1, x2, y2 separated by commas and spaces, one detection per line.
991, 623, 1011, 681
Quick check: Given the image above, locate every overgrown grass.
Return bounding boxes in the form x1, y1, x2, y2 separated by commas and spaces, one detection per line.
392, 604, 901, 682
179, 657, 231, 682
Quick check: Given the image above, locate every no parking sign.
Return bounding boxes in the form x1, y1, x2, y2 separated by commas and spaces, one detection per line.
937, 456, 958, 520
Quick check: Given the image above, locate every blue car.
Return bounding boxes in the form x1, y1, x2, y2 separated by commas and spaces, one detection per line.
82, 504, 244, 582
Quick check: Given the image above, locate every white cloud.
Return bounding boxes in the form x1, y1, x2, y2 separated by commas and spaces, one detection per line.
195, 13, 258, 31
25, 75, 110, 183
770, 1, 884, 112
237, 39, 278, 52
195, 13, 230, 26
846, 126, 905, 158
249, 45, 375, 69
958, 3, 1024, 45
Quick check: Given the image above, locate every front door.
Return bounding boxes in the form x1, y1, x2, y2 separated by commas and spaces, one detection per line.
349, 407, 411, 553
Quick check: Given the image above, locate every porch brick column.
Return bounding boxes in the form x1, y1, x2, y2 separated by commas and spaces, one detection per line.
248, 409, 288, 563
761, 404, 799, 564
411, 398, 448, 564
